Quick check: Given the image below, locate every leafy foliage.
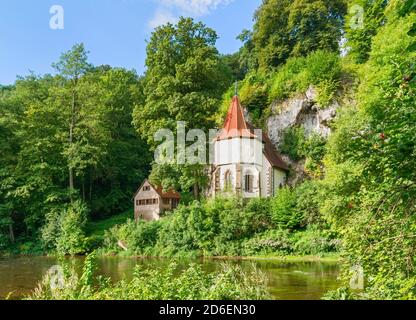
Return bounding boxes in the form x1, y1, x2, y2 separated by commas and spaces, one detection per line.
0, 45, 151, 252
251, 0, 347, 70
322, 4, 416, 299
132, 17, 231, 199
270, 187, 302, 230
344, 0, 388, 63
41, 200, 88, 255
269, 50, 343, 105
102, 191, 337, 258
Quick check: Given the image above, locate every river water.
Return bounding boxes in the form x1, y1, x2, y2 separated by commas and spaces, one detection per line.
0, 256, 340, 300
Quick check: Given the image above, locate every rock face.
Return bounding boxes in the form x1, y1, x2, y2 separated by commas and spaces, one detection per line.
266, 86, 338, 146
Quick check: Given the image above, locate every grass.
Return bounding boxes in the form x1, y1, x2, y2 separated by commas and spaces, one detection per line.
239, 253, 341, 263
86, 209, 132, 239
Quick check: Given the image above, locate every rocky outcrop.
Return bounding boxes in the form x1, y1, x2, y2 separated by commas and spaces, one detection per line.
264, 86, 341, 184
266, 86, 338, 147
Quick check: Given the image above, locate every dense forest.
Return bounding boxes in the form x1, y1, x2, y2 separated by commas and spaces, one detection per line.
1, 0, 416, 300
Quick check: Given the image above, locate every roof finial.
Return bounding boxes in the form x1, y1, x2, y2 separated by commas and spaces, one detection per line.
234, 80, 238, 96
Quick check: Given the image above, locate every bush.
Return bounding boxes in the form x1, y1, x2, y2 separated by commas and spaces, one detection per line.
270, 188, 303, 230
41, 200, 88, 255
295, 180, 325, 226
102, 219, 162, 255
101, 193, 340, 258
291, 225, 341, 255
279, 126, 306, 161
269, 51, 342, 106
303, 133, 327, 178
242, 229, 292, 256
102, 197, 275, 257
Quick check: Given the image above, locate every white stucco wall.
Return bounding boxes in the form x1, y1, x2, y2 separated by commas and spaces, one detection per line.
272, 169, 287, 196
260, 156, 272, 197
215, 138, 263, 166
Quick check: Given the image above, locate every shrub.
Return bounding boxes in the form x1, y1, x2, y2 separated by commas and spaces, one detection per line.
56, 201, 88, 255
242, 229, 292, 256
295, 180, 325, 226
269, 51, 342, 106
279, 126, 306, 161
270, 188, 303, 230
102, 219, 162, 255
291, 225, 341, 255
303, 133, 327, 178
100, 193, 339, 258
41, 200, 88, 255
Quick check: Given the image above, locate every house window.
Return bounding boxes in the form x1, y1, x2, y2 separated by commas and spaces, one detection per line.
172, 199, 179, 209
224, 170, 232, 191
143, 186, 150, 191
163, 198, 170, 205
244, 174, 254, 193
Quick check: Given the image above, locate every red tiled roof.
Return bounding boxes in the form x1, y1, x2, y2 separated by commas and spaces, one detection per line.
153, 185, 181, 199
133, 179, 181, 200
215, 96, 289, 171
216, 95, 258, 141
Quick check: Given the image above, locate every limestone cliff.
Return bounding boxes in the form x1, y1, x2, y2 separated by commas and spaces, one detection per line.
263, 86, 343, 184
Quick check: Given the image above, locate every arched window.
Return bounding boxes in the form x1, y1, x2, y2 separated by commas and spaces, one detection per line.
244, 174, 254, 193
224, 170, 232, 191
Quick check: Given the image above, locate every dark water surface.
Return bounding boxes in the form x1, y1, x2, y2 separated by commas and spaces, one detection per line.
0, 256, 340, 300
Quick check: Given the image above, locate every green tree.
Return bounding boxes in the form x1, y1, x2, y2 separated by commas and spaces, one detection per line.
252, 0, 347, 70
344, 0, 388, 63
133, 17, 230, 199
0, 47, 150, 251
323, 1, 416, 299
52, 43, 92, 193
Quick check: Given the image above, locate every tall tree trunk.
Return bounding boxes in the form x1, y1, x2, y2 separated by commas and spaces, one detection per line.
69, 90, 75, 191
89, 170, 93, 203
193, 182, 200, 200
9, 224, 14, 243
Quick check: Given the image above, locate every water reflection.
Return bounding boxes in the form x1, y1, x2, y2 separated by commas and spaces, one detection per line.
0, 256, 340, 300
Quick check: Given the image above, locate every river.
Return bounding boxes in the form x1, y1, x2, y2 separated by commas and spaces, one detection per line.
0, 256, 340, 300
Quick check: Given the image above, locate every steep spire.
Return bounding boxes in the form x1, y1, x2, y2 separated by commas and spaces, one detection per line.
216, 95, 257, 141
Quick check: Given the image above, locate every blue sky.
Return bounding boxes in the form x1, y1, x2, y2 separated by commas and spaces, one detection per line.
0, 0, 261, 85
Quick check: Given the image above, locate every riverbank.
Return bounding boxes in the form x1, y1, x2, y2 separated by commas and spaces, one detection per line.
1, 250, 341, 263
207, 254, 341, 263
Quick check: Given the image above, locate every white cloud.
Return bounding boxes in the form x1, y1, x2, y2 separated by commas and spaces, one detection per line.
159, 0, 234, 16
148, 10, 179, 29
148, 0, 234, 31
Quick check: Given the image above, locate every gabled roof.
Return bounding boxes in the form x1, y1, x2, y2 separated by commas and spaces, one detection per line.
245, 123, 289, 172
263, 132, 290, 171
216, 95, 258, 141
153, 184, 181, 199
133, 179, 181, 200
